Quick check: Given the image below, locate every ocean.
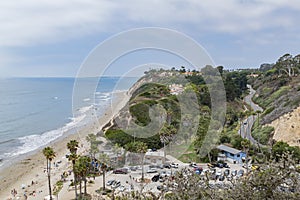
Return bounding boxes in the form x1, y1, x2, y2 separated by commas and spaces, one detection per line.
0, 77, 137, 168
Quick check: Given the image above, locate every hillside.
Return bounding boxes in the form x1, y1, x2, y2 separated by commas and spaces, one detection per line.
249, 53, 300, 146
102, 66, 250, 162
268, 106, 300, 146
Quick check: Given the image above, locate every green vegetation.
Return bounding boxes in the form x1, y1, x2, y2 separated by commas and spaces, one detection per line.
53, 180, 64, 195
105, 129, 162, 149
104, 66, 250, 162
250, 53, 300, 125
251, 120, 274, 145
272, 141, 300, 162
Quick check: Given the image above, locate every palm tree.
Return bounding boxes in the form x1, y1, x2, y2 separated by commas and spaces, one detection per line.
98, 153, 110, 191
135, 142, 148, 181
159, 125, 176, 163
75, 156, 91, 197
67, 140, 79, 199
43, 147, 56, 200
125, 141, 148, 181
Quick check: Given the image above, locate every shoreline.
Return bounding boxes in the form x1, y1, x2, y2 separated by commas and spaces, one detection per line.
0, 91, 130, 199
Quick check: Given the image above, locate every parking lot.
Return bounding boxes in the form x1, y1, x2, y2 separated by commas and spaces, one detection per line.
101, 161, 247, 195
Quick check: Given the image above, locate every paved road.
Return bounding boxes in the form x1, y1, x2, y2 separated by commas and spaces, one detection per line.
239, 85, 263, 146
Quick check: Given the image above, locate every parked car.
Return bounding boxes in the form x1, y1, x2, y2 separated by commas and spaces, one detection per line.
210, 174, 218, 180
129, 166, 138, 171
194, 166, 203, 171
223, 163, 230, 168
243, 163, 252, 169
190, 162, 198, 168
238, 169, 244, 177
210, 168, 216, 174
163, 163, 171, 169
113, 168, 128, 174
171, 163, 179, 168
157, 185, 168, 191
106, 180, 115, 186
160, 171, 167, 177
195, 168, 202, 175
156, 164, 164, 169
159, 176, 165, 182
117, 185, 126, 192
224, 169, 230, 176
219, 175, 225, 181
207, 163, 216, 168
216, 162, 224, 168
231, 170, 237, 176
111, 181, 121, 189
147, 168, 157, 173
151, 174, 160, 182
251, 165, 259, 171
216, 170, 222, 176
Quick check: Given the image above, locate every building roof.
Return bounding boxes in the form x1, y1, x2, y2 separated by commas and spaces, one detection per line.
145, 151, 164, 157
217, 144, 243, 155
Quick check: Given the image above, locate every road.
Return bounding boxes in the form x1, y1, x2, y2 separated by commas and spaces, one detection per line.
239, 85, 263, 146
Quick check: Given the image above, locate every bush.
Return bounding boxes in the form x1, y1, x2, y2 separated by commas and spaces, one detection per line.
251, 122, 274, 145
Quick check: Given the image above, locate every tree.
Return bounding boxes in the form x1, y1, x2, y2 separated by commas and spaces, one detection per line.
98, 153, 110, 191
271, 141, 300, 165
67, 140, 79, 199
112, 143, 123, 167
75, 156, 91, 197
241, 139, 251, 174
276, 53, 297, 77
159, 124, 177, 163
125, 141, 148, 181
136, 142, 148, 181
43, 147, 56, 200
86, 134, 101, 160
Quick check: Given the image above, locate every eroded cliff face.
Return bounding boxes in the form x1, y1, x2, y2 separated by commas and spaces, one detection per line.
267, 106, 300, 147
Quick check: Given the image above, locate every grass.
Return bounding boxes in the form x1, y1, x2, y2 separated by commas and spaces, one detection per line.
177, 143, 200, 163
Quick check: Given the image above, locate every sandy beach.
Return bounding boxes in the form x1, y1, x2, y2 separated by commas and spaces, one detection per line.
0, 91, 130, 200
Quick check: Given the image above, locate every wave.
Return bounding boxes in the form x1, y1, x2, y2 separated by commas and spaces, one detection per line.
6, 112, 87, 158
0, 138, 15, 145
83, 98, 90, 102
77, 105, 94, 114
112, 89, 128, 93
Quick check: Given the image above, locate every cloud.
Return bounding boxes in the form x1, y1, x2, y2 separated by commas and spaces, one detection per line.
0, 0, 116, 46
1, 0, 300, 47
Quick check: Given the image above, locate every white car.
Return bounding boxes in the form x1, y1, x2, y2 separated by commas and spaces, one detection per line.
147, 168, 157, 173
171, 163, 179, 168
216, 170, 222, 176
117, 185, 125, 192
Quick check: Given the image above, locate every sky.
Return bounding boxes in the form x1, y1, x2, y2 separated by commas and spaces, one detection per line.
1, 0, 300, 77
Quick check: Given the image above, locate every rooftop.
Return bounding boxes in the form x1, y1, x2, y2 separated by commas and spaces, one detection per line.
145, 151, 165, 157
217, 144, 243, 155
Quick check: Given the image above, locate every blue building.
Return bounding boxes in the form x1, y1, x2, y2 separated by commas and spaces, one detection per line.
217, 144, 246, 164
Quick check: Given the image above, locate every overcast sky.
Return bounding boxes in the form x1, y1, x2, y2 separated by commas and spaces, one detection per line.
1, 0, 300, 77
